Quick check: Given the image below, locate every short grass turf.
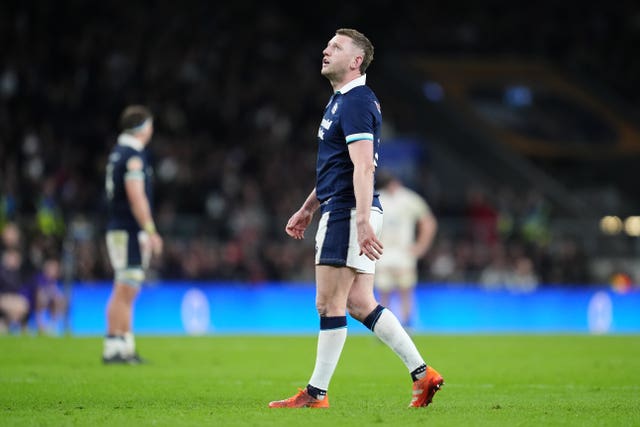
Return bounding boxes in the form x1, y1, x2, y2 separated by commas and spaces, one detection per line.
1, 335, 639, 426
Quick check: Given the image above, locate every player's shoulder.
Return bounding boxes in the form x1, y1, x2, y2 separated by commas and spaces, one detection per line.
402, 186, 429, 204
115, 143, 143, 159
343, 86, 381, 113
399, 185, 418, 197
111, 146, 145, 173
347, 85, 378, 101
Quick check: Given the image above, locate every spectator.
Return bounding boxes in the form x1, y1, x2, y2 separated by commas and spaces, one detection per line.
479, 243, 511, 290
31, 257, 67, 335
506, 255, 539, 293
1, 222, 22, 251
465, 186, 499, 246
0, 248, 29, 334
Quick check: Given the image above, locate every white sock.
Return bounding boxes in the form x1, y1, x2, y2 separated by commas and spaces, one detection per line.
373, 309, 425, 372
308, 327, 347, 392
103, 336, 125, 358
123, 332, 136, 356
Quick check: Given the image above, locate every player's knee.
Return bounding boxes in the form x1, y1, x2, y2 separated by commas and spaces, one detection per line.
346, 305, 362, 321
315, 298, 349, 316
346, 298, 369, 321
315, 300, 329, 316
115, 268, 144, 288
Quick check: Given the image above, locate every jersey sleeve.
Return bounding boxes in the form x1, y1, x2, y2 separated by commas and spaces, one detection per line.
341, 96, 378, 144
125, 156, 145, 180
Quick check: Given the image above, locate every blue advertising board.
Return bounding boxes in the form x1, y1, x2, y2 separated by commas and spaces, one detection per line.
69, 282, 639, 335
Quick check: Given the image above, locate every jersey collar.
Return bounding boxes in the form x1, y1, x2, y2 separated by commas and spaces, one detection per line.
117, 133, 144, 152
336, 74, 367, 95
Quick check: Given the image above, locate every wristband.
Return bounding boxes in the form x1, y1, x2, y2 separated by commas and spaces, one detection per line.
143, 222, 157, 234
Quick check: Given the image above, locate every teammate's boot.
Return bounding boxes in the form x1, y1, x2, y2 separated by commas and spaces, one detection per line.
268, 388, 329, 408
102, 352, 147, 365
409, 366, 444, 407
127, 353, 148, 364
102, 353, 134, 364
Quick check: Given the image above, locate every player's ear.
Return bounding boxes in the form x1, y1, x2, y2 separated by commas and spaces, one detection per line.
351, 54, 363, 72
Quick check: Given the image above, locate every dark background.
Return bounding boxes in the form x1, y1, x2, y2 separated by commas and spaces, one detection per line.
1, 0, 639, 286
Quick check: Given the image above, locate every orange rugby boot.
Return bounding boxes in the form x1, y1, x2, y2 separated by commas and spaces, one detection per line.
409, 366, 444, 407
268, 388, 330, 408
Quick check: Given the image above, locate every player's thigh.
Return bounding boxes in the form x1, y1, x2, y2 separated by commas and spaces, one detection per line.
113, 282, 140, 302
106, 230, 145, 286
315, 265, 355, 314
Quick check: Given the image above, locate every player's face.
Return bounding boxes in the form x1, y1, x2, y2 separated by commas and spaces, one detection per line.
321, 34, 361, 79
141, 120, 154, 144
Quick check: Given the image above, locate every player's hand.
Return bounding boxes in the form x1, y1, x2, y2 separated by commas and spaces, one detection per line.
357, 221, 383, 261
148, 233, 164, 257
285, 209, 313, 239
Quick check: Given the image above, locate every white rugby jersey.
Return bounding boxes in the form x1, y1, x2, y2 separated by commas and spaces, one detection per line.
377, 186, 432, 268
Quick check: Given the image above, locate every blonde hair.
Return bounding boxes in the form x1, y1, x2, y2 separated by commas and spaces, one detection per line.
336, 28, 374, 74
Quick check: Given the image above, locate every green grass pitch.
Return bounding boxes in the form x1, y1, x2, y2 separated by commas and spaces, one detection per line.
1, 334, 639, 426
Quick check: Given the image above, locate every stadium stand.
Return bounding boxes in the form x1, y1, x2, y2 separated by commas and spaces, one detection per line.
1, 0, 639, 289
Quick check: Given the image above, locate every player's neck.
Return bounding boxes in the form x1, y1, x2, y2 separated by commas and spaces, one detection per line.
329, 71, 362, 93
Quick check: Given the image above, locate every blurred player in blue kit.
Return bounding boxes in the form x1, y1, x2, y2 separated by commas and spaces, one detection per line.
269, 28, 443, 409
103, 105, 163, 364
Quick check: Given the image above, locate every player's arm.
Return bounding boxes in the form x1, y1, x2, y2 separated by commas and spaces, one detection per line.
413, 211, 438, 258
300, 188, 321, 214
124, 156, 163, 256
285, 188, 320, 239
348, 140, 383, 260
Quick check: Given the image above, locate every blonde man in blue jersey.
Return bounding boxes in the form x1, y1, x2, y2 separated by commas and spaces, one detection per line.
269, 28, 443, 409
103, 105, 163, 364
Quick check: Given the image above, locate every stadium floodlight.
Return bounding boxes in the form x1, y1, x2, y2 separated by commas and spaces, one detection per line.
600, 215, 623, 235
624, 216, 640, 237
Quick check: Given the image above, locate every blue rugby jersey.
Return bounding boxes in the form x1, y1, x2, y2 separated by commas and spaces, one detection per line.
105, 134, 153, 231
316, 75, 382, 213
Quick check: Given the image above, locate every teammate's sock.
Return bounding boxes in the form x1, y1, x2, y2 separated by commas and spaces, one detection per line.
308, 316, 347, 393
123, 331, 136, 356
363, 305, 426, 376
103, 335, 125, 357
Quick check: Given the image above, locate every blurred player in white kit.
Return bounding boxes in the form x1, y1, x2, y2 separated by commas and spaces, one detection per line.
375, 171, 437, 330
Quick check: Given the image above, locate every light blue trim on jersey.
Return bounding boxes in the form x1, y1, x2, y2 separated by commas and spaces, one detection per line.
345, 132, 374, 143
125, 170, 145, 180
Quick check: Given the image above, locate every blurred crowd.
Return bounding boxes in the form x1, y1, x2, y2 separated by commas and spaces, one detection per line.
1, 0, 637, 298
0, 222, 66, 334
